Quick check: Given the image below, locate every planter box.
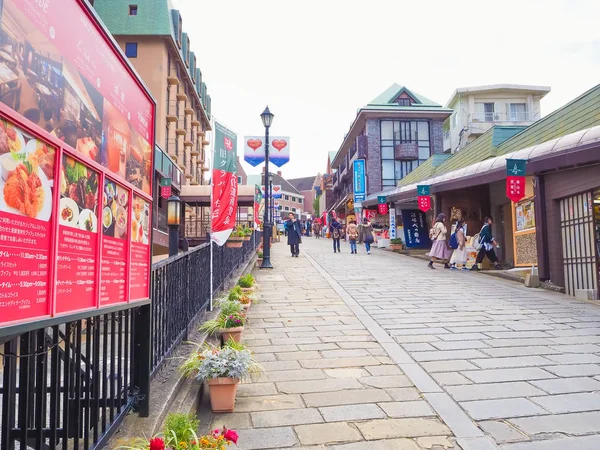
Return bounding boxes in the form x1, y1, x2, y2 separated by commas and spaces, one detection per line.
207, 377, 239, 413
226, 237, 244, 248
221, 326, 244, 343
377, 238, 390, 248
390, 244, 403, 251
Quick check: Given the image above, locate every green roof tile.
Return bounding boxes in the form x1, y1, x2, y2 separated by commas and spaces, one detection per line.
369, 84, 440, 107
93, 0, 172, 36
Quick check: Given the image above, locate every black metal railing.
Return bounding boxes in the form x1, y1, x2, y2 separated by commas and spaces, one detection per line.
0, 231, 260, 450
0, 309, 140, 450
150, 230, 261, 375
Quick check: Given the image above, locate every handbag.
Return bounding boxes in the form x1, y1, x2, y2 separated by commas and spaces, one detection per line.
365, 234, 374, 244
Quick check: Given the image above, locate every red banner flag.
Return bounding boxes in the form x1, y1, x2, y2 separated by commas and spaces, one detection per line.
418, 196, 431, 213
506, 176, 526, 203
211, 122, 238, 245
378, 203, 389, 215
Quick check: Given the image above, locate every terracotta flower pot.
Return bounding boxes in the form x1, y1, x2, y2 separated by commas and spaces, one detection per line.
207, 377, 239, 413
226, 240, 243, 248
221, 326, 244, 343
240, 287, 253, 293
242, 301, 251, 310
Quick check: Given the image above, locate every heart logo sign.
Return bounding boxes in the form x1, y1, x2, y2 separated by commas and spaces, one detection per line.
273, 186, 281, 192
247, 139, 263, 151
272, 139, 288, 151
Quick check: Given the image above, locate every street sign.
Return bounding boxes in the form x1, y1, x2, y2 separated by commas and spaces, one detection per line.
506, 159, 527, 202
160, 178, 172, 199
353, 159, 366, 203
417, 185, 431, 196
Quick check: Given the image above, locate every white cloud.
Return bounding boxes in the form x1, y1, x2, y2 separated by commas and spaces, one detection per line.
173, 0, 600, 178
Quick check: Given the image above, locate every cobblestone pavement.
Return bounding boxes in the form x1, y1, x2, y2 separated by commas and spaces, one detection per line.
209, 238, 600, 449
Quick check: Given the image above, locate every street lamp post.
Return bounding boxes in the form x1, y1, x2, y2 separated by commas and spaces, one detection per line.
269, 172, 274, 225
260, 106, 274, 269
167, 195, 182, 257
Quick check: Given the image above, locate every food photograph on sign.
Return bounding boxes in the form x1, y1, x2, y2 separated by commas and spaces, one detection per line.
59, 154, 98, 232
131, 195, 150, 245
0, 118, 55, 221
102, 179, 129, 239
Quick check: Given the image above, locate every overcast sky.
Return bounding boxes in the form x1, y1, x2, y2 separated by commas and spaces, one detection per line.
172, 0, 600, 180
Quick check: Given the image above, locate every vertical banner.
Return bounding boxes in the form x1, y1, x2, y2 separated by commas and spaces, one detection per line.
417, 185, 431, 213
211, 122, 238, 246
353, 159, 366, 203
506, 159, 527, 203
389, 208, 397, 239
254, 184, 262, 229
401, 210, 431, 248
160, 178, 172, 199
377, 195, 388, 215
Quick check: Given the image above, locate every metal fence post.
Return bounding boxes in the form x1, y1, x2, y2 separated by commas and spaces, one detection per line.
133, 304, 151, 417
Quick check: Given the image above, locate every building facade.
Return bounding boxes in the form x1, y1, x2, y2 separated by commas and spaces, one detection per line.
93, 0, 213, 254
329, 84, 452, 221
444, 84, 550, 153
288, 176, 319, 216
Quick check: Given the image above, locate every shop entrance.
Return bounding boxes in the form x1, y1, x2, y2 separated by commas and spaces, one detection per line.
595, 189, 600, 295
559, 191, 597, 296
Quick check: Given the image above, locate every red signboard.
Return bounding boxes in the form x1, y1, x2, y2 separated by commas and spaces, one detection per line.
506, 176, 526, 203
418, 196, 431, 213
161, 184, 172, 200
377, 203, 389, 215
0, 0, 155, 328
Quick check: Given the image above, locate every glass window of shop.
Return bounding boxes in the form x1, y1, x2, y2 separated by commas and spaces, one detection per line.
594, 189, 600, 292
380, 120, 430, 186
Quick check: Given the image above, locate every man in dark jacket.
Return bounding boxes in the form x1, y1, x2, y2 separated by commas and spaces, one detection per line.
471, 216, 502, 271
286, 212, 302, 257
330, 219, 342, 253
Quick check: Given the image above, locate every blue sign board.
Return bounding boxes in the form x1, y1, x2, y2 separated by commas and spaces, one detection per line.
401, 210, 431, 249
353, 159, 366, 203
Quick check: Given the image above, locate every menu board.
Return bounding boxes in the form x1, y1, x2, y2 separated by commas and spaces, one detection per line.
0, 0, 155, 328
0, 0, 154, 195
55, 154, 99, 314
100, 179, 129, 305
130, 195, 150, 300
0, 119, 54, 322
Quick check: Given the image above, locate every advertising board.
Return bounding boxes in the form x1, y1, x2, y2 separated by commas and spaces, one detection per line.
0, 0, 154, 328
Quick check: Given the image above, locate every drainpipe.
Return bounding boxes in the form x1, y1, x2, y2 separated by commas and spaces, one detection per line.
533, 176, 549, 281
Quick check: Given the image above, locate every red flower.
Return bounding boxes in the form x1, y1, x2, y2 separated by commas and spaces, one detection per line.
149, 437, 165, 450
223, 428, 239, 444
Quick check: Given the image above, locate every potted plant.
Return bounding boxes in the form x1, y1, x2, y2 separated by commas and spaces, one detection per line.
116, 412, 239, 449
242, 226, 253, 241
200, 310, 246, 343
238, 274, 255, 293
257, 250, 263, 266
228, 285, 243, 301
225, 226, 246, 248
390, 238, 404, 251
180, 342, 261, 413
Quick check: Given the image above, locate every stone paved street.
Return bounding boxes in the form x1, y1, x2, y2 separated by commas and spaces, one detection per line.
213, 238, 600, 449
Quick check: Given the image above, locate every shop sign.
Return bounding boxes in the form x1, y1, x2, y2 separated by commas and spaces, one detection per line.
401, 210, 430, 249
210, 122, 238, 246
260, 185, 282, 199
417, 185, 431, 213
0, 0, 155, 327
160, 178, 172, 199
389, 208, 397, 239
377, 195, 388, 215
506, 159, 527, 203
353, 159, 366, 203
244, 136, 291, 167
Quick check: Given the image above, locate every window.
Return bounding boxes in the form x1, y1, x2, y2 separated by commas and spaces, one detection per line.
475, 102, 494, 122
380, 120, 431, 185
284, 194, 289, 200
509, 103, 527, 121
291, 196, 296, 202
298, 198, 303, 204
129, 5, 138, 15
397, 98, 411, 107
451, 113, 458, 129
237, 176, 242, 184
292, 208, 296, 213
125, 42, 138, 58
284, 206, 290, 211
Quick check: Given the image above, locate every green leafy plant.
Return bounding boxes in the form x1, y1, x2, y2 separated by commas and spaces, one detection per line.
228, 286, 243, 301
243, 225, 253, 236
390, 238, 403, 244
218, 299, 243, 316
200, 312, 245, 335
258, 251, 263, 258
164, 413, 199, 449
238, 274, 255, 288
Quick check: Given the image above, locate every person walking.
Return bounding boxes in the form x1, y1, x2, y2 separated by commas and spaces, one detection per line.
449, 218, 468, 270
428, 213, 451, 269
330, 218, 342, 253
359, 218, 374, 255
471, 216, 502, 271
286, 212, 302, 257
306, 219, 311, 237
312, 221, 321, 239
347, 219, 359, 254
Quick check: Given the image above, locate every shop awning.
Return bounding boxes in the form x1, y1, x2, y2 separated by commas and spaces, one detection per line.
328, 194, 351, 213
180, 184, 256, 206
363, 125, 600, 206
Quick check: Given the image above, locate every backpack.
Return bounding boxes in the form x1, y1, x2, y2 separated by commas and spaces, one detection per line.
333, 227, 340, 239
471, 225, 486, 251
449, 228, 460, 249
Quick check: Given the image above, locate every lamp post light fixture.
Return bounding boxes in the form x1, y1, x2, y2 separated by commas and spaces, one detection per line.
260, 106, 274, 269
167, 194, 182, 257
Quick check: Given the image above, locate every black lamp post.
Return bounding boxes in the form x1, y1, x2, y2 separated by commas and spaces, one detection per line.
167, 195, 182, 257
269, 172, 274, 224
260, 106, 274, 269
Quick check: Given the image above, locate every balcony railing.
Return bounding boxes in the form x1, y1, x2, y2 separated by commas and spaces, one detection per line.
470, 111, 532, 123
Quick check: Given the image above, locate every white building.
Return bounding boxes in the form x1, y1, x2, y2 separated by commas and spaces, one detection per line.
444, 84, 551, 152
